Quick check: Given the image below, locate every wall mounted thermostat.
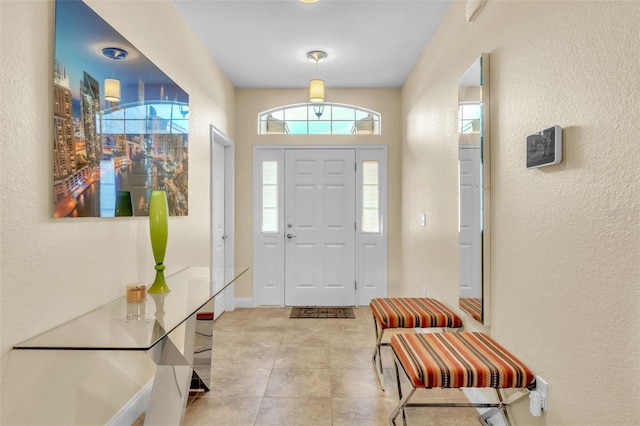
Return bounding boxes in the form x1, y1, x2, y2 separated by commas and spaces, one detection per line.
526, 125, 562, 169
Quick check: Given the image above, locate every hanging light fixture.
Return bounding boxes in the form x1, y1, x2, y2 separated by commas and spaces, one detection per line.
307, 51, 327, 103
102, 47, 128, 103
309, 79, 325, 103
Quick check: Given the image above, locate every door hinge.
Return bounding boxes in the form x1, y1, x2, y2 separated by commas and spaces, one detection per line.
355, 281, 357, 290
354, 222, 357, 231
355, 162, 357, 172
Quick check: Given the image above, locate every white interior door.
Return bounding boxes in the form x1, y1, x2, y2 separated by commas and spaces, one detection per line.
284, 149, 356, 306
212, 139, 226, 316
459, 145, 482, 298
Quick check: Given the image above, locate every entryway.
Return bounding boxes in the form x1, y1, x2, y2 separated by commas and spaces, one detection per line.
253, 145, 388, 307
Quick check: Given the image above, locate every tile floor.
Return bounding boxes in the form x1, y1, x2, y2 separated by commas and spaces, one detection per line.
137, 307, 480, 425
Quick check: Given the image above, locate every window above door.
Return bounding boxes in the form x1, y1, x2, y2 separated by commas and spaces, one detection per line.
258, 103, 381, 135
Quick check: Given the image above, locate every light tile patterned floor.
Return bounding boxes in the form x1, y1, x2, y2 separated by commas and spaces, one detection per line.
136, 307, 480, 425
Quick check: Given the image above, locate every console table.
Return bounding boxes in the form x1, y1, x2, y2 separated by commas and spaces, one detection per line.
6, 266, 248, 425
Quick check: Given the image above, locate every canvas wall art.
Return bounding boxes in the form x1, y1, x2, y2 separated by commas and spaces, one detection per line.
53, 0, 189, 217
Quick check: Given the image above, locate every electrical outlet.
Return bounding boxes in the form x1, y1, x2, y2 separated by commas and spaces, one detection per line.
422, 287, 427, 297
420, 213, 427, 227
536, 376, 548, 410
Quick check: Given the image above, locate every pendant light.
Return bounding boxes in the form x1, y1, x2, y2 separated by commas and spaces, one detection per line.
102, 47, 128, 103
307, 51, 327, 103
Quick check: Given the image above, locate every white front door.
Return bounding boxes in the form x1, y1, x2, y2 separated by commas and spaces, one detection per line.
212, 138, 226, 317
284, 149, 356, 306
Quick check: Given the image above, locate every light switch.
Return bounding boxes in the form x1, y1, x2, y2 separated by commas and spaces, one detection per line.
420, 213, 427, 227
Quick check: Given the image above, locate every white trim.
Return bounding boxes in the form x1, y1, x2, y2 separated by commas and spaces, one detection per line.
210, 126, 236, 313
234, 297, 254, 309
106, 380, 153, 426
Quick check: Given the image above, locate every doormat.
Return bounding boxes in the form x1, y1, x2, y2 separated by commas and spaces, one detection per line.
290, 306, 355, 319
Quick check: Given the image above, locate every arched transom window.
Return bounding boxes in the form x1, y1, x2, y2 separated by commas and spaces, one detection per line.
258, 103, 381, 135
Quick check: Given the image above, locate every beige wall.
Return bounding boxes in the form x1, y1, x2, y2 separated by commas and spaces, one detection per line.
402, 1, 639, 425
0, 0, 234, 422
234, 88, 402, 300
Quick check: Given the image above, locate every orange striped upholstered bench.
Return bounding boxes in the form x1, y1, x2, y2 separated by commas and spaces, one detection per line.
369, 298, 463, 389
389, 331, 536, 425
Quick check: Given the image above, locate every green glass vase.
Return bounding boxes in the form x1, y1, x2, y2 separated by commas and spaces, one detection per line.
114, 191, 133, 217
147, 190, 170, 293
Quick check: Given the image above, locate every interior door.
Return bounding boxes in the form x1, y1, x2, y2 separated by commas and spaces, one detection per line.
212, 139, 226, 316
284, 149, 356, 306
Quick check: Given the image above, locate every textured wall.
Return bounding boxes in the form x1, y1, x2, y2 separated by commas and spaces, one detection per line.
402, 1, 639, 424
0, 0, 234, 421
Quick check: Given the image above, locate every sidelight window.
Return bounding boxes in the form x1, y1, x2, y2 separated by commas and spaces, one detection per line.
362, 160, 380, 233
262, 161, 278, 233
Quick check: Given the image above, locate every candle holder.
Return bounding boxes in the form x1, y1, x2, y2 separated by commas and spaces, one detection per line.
126, 283, 146, 303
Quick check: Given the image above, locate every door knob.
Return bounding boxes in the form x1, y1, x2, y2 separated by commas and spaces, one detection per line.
286, 233, 296, 239
222, 234, 228, 240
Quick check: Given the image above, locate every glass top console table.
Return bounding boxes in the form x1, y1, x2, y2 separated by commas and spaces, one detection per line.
11, 266, 249, 425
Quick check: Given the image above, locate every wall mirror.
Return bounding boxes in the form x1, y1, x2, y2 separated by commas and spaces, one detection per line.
458, 53, 490, 325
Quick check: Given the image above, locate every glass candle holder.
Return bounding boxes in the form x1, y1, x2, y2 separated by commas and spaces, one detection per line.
126, 284, 147, 303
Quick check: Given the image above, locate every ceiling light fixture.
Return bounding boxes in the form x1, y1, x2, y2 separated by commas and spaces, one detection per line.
299, 0, 319, 3
102, 47, 128, 103
307, 50, 327, 106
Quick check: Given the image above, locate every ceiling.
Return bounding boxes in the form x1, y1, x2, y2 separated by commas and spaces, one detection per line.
172, 0, 453, 89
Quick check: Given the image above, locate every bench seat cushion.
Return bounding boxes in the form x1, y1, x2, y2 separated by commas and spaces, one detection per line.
370, 298, 462, 329
391, 332, 535, 390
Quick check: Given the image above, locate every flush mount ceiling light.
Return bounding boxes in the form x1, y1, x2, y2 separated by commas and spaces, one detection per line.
299, 0, 319, 3
102, 47, 128, 102
307, 50, 327, 104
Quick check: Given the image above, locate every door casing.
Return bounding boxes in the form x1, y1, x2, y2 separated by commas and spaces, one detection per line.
210, 126, 235, 317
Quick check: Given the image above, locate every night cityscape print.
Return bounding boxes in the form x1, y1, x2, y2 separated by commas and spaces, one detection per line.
53, 0, 189, 218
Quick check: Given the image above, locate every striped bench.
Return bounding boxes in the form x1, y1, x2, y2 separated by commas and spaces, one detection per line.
389, 331, 536, 425
369, 298, 462, 389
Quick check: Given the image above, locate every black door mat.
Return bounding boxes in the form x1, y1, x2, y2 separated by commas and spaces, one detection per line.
290, 306, 355, 319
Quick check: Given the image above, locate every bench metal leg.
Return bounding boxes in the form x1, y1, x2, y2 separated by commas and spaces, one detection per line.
389, 353, 415, 426
371, 315, 387, 390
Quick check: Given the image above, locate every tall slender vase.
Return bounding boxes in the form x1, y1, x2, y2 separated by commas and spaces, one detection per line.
147, 190, 170, 293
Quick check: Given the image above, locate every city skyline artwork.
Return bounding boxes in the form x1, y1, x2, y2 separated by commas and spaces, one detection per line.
53, 0, 189, 218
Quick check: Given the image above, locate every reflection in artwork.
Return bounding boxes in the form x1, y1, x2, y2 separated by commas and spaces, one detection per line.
53, 0, 188, 217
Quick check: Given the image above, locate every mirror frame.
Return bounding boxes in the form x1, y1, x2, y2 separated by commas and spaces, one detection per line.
458, 53, 491, 325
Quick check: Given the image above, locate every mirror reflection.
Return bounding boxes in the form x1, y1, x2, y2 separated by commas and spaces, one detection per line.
458, 54, 490, 324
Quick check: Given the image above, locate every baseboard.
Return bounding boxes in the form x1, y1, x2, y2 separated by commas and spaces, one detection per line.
235, 297, 254, 308
462, 388, 507, 426
106, 380, 153, 426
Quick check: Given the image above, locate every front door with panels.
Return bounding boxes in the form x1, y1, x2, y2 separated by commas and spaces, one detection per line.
284, 149, 356, 306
